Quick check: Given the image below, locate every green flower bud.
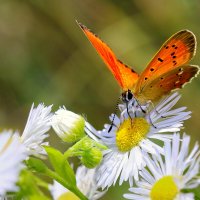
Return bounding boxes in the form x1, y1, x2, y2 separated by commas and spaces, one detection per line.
52, 107, 85, 143
81, 147, 103, 168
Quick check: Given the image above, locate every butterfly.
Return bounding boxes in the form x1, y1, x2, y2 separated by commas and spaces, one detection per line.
77, 21, 199, 104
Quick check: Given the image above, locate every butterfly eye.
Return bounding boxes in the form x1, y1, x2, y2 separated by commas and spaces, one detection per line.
121, 90, 133, 103
127, 90, 133, 100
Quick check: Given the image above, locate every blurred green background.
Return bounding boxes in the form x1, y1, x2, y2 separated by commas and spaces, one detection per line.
0, 0, 200, 199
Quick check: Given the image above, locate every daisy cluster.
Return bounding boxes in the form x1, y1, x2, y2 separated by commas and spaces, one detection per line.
84, 92, 200, 200
0, 92, 199, 200
0, 104, 52, 198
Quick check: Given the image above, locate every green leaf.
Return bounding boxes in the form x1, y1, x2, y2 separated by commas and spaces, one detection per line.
44, 146, 76, 186
16, 170, 50, 200
26, 157, 48, 173
63, 160, 76, 186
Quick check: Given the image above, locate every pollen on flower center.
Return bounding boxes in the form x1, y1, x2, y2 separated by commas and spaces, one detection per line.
116, 117, 150, 152
150, 176, 179, 200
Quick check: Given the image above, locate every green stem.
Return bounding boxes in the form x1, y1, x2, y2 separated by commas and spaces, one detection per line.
63, 136, 88, 159
45, 168, 88, 200
34, 176, 49, 190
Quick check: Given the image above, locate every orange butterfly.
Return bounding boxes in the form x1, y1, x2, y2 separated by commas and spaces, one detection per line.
77, 22, 199, 104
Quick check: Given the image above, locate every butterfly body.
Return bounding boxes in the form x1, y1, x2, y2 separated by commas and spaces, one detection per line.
77, 22, 199, 104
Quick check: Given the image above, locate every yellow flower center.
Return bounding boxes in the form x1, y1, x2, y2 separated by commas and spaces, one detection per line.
150, 176, 179, 200
116, 117, 150, 152
58, 191, 80, 200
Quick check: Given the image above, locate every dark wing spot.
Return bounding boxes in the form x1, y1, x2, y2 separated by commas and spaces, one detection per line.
145, 77, 148, 80
125, 64, 129, 68
150, 68, 154, 71
175, 47, 178, 49
117, 59, 134, 71
117, 59, 123, 64
160, 77, 164, 80
171, 52, 175, 56
173, 60, 177, 66
172, 44, 175, 47
173, 56, 176, 59
158, 57, 163, 62
160, 85, 162, 87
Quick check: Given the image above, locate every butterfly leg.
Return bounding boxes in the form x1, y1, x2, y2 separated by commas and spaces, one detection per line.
143, 101, 157, 129
147, 113, 157, 129
134, 98, 146, 114
148, 100, 166, 118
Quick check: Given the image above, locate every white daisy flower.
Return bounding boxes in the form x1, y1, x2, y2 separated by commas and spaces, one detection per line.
20, 103, 53, 158
124, 133, 200, 200
51, 107, 85, 143
50, 166, 106, 200
0, 131, 27, 196
85, 92, 191, 189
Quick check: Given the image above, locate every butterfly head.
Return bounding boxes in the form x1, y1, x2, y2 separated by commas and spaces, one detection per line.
121, 90, 133, 103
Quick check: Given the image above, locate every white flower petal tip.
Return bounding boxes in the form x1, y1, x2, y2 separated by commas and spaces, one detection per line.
50, 166, 106, 200
124, 133, 200, 200
86, 93, 191, 189
21, 103, 53, 158
51, 107, 85, 143
0, 131, 27, 196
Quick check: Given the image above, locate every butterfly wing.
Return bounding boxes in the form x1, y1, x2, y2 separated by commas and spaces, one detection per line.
77, 22, 139, 91
136, 65, 199, 102
135, 30, 197, 102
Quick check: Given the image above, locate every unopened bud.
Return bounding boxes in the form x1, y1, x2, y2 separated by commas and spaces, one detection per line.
81, 147, 103, 168
52, 107, 85, 143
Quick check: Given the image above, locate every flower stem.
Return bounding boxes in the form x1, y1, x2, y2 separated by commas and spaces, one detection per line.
45, 168, 88, 200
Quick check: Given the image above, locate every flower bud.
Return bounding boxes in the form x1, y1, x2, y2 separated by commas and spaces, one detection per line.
81, 147, 103, 168
52, 107, 85, 143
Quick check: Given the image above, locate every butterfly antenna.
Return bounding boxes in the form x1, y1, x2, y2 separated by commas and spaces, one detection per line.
108, 97, 120, 133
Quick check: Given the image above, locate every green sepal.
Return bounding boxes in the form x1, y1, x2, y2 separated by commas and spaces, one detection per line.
44, 146, 76, 186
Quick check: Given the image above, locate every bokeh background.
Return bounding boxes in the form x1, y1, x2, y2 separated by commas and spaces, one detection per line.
0, 0, 200, 199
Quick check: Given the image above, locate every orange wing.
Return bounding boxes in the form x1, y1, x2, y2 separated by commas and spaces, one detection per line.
136, 65, 199, 102
134, 30, 197, 102
77, 21, 139, 91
